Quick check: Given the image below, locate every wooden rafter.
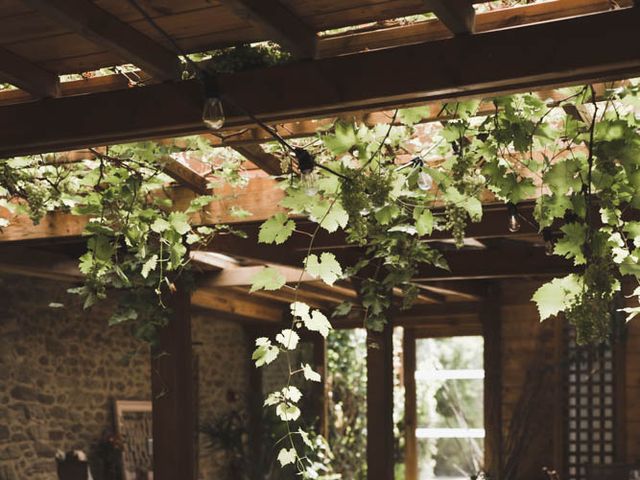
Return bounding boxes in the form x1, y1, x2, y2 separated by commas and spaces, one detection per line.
0, 176, 284, 244
318, 0, 627, 58
200, 264, 314, 287
424, 0, 476, 35
22, 0, 180, 81
192, 288, 285, 323
233, 145, 283, 175
0, 1, 623, 108
219, 0, 317, 58
161, 156, 211, 194
0, 48, 60, 98
417, 281, 486, 301
0, 7, 638, 158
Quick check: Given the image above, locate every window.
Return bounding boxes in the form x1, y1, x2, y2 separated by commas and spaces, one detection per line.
414, 336, 485, 480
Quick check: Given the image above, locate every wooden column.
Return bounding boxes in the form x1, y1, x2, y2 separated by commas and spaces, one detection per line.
403, 328, 418, 480
367, 323, 395, 480
246, 327, 264, 473
313, 336, 329, 438
481, 285, 502, 479
152, 281, 195, 480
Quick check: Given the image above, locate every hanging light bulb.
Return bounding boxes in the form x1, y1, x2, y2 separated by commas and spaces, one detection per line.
301, 170, 319, 195
202, 97, 225, 130
417, 171, 433, 191
507, 202, 521, 233
295, 148, 318, 196
201, 74, 225, 130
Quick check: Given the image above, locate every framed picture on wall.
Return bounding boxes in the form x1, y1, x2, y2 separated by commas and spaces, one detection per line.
114, 400, 153, 480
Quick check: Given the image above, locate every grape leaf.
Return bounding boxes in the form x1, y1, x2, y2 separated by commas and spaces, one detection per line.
277, 448, 297, 467
258, 213, 295, 245
323, 122, 357, 154
414, 208, 434, 236
169, 212, 191, 235
306, 310, 332, 338
553, 223, 587, 265
309, 200, 348, 233
252, 337, 279, 367
250, 267, 286, 293
305, 252, 343, 286
275, 329, 300, 350
301, 363, 321, 382
141, 255, 158, 279
532, 274, 582, 320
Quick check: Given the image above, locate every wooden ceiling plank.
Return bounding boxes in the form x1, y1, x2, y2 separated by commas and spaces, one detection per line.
0, 47, 60, 98
1, 7, 638, 158
424, 0, 476, 35
21, 0, 181, 80
219, 0, 317, 58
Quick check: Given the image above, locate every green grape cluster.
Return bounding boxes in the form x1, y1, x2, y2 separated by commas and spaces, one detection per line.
444, 204, 469, 248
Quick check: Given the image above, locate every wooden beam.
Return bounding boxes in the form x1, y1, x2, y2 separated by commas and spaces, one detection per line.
318, 0, 626, 58
22, 0, 180, 81
0, 247, 81, 282
161, 157, 211, 195
0, 1, 621, 108
481, 286, 503, 479
0, 176, 284, 244
229, 285, 327, 310
424, 0, 476, 35
0, 246, 287, 324
0, 48, 60, 98
312, 336, 329, 438
189, 251, 240, 271
200, 264, 314, 287
191, 288, 285, 324
403, 328, 418, 480
233, 145, 283, 175
219, 0, 317, 58
151, 281, 196, 480
417, 281, 486, 301
1, 7, 639, 158
367, 322, 395, 480
413, 246, 574, 281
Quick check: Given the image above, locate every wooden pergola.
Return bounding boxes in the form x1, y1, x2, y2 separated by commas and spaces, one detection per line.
1, 1, 639, 479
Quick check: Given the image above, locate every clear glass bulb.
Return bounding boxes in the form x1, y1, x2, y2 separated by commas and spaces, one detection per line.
202, 97, 225, 130
300, 170, 319, 196
508, 213, 521, 233
417, 171, 433, 191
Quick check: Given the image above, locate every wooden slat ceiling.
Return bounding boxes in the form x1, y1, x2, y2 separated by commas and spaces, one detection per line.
0, 0, 446, 75
4, 0, 615, 79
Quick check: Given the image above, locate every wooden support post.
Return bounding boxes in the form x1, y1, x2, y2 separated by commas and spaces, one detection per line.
367, 323, 395, 480
403, 328, 418, 480
481, 285, 502, 479
312, 336, 329, 438
245, 328, 264, 476
152, 281, 196, 480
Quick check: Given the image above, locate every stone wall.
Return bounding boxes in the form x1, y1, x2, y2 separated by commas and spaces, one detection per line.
0, 274, 250, 480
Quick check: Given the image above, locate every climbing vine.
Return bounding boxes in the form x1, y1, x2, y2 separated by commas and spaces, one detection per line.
1, 79, 640, 476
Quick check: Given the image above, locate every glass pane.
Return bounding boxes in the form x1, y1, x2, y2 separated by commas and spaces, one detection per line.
414, 336, 485, 479
418, 438, 485, 480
